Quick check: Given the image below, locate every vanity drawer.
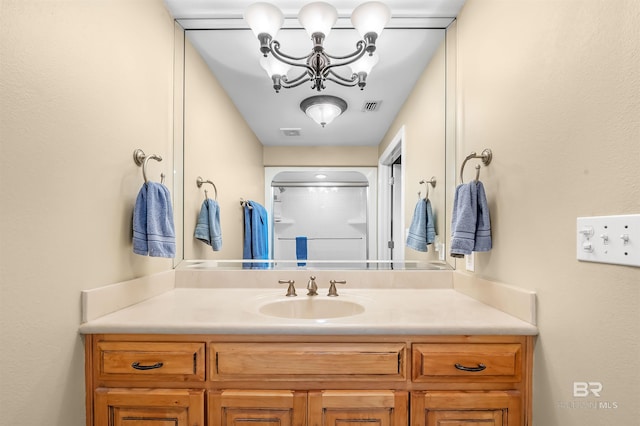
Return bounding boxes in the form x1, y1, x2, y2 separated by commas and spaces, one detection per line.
211, 342, 406, 381
97, 341, 205, 381
412, 343, 522, 383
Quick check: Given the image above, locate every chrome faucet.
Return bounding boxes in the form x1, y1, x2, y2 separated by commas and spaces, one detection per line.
328, 280, 346, 297
306, 276, 318, 296
278, 279, 297, 297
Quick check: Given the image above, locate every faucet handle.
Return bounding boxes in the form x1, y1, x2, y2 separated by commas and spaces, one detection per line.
278, 279, 297, 297
328, 280, 346, 297
307, 276, 318, 296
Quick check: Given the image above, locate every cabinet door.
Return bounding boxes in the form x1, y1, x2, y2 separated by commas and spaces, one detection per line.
94, 388, 204, 426
411, 391, 521, 426
209, 390, 307, 426
308, 390, 408, 426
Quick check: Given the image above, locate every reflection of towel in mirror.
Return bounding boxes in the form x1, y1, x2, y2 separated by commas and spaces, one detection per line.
194, 198, 222, 251
296, 236, 307, 266
473, 181, 492, 252
406, 199, 436, 252
132, 182, 175, 258
450, 181, 491, 258
242, 201, 268, 260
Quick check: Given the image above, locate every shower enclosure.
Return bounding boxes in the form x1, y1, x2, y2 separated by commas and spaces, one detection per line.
266, 168, 377, 262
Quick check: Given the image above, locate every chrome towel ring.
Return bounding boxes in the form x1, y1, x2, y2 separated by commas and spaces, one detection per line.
133, 149, 164, 184
419, 177, 437, 200
196, 176, 218, 200
460, 149, 492, 183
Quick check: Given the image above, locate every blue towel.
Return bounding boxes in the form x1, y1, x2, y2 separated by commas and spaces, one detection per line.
249, 201, 269, 260
194, 198, 222, 251
407, 199, 428, 251
425, 199, 436, 245
406, 199, 436, 252
450, 181, 492, 257
296, 236, 307, 266
242, 201, 269, 268
450, 182, 477, 257
132, 182, 175, 258
242, 203, 252, 261
474, 181, 492, 251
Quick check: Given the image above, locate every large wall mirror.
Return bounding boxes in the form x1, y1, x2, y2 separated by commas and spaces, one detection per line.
169, 5, 460, 270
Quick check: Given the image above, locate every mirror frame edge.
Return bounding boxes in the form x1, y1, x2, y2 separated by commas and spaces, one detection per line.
171, 20, 459, 271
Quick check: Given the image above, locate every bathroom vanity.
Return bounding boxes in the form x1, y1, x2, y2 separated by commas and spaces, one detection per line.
80, 274, 537, 426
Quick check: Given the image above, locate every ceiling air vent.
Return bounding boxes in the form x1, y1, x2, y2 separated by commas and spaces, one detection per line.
362, 100, 382, 112
280, 128, 301, 137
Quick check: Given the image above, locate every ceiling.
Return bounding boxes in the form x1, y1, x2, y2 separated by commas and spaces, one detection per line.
163, 1, 466, 146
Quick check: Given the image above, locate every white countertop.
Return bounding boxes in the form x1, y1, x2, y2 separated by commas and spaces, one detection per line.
78, 288, 538, 336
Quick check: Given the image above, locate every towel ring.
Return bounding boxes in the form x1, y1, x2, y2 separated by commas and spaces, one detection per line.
460, 149, 492, 183
240, 198, 253, 209
196, 176, 218, 201
418, 177, 437, 200
133, 149, 164, 184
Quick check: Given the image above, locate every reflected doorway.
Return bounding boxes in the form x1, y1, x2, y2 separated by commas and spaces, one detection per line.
265, 167, 378, 262
378, 126, 406, 262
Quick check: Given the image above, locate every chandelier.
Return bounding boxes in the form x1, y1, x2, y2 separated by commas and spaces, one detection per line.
244, 1, 391, 93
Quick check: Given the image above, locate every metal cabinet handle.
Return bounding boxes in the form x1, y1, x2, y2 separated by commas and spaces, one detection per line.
131, 361, 164, 370
454, 362, 486, 372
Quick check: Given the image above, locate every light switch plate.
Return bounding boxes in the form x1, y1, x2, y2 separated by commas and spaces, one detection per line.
576, 214, 640, 267
465, 252, 475, 271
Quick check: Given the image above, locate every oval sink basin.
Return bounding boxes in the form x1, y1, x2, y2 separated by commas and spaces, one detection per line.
258, 298, 365, 319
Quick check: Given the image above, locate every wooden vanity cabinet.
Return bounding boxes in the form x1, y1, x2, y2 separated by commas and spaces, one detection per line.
85, 334, 533, 426
94, 388, 205, 426
209, 389, 407, 426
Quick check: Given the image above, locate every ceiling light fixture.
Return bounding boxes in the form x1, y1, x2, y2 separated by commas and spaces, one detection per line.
300, 95, 347, 127
244, 1, 391, 93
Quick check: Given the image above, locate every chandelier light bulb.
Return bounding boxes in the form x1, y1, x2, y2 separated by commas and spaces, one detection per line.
349, 53, 379, 75
244, 2, 284, 39
350, 1, 391, 39
298, 2, 338, 38
260, 55, 291, 78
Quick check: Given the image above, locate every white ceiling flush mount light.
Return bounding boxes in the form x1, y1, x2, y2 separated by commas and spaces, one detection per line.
244, 1, 391, 93
300, 95, 347, 127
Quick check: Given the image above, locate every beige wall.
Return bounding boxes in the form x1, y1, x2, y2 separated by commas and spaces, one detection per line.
456, 0, 639, 424
2, 1, 638, 425
183, 38, 264, 260
0, 0, 175, 424
263, 145, 379, 166
379, 40, 447, 261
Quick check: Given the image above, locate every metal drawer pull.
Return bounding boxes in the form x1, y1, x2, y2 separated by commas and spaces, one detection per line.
131, 361, 164, 370
454, 362, 486, 372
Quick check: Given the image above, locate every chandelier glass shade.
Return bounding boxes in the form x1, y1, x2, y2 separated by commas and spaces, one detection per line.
244, 1, 391, 93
